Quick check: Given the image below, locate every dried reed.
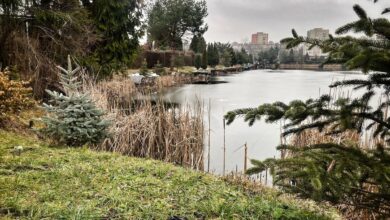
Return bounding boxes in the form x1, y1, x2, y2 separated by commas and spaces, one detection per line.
83, 75, 204, 170
156, 74, 193, 90
285, 83, 387, 149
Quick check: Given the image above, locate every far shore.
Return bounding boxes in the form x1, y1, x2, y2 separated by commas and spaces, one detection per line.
278, 63, 344, 71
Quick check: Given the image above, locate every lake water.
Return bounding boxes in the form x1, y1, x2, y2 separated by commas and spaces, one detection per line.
163, 69, 368, 174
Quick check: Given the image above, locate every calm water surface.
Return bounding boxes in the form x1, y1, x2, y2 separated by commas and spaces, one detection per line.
163, 69, 367, 174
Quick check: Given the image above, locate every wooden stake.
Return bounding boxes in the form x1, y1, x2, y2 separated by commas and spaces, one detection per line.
207, 98, 211, 173
244, 142, 248, 173
223, 118, 226, 176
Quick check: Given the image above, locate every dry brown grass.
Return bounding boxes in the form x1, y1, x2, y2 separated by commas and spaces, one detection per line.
82, 75, 204, 170
156, 75, 177, 88
282, 128, 361, 159
285, 85, 386, 150
222, 174, 342, 220
156, 74, 194, 89
289, 129, 360, 147
286, 128, 384, 220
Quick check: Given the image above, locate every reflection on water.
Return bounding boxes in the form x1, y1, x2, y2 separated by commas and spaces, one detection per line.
163, 69, 368, 174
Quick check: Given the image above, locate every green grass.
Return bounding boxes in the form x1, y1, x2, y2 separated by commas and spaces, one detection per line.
0, 131, 340, 219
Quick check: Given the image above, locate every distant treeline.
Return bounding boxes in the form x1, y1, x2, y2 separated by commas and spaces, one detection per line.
136, 42, 253, 70
257, 46, 328, 68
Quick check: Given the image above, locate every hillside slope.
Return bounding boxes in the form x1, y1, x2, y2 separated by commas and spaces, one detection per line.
0, 131, 339, 219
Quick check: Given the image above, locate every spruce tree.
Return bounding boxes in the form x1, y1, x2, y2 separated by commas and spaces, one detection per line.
42, 56, 110, 147
207, 43, 214, 66
190, 34, 207, 61
194, 54, 202, 69
225, 2, 390, 217
207, 43, 219, 67
85, 0, 144, 76
190, 35, 200, 52
221, 51, 232, 67
230, 48, 238, 65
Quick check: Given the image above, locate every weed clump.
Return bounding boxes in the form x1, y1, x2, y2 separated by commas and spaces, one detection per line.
0, 69, 34, 126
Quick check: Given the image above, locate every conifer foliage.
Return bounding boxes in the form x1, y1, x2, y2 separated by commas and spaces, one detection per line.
85, 0, 144, 76
42, 56, 110, 147
147, 0, 208, 50
225, 1, 390, 217
207, 43, 219, 67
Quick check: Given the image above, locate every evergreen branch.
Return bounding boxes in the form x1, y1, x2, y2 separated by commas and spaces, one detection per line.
236, 1, 390, 215
353, 4, 368, 20
225, 108, 257, 125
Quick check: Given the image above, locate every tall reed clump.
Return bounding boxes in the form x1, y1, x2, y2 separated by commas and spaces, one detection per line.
156, 74, 193, 90
83, 76, 204, 170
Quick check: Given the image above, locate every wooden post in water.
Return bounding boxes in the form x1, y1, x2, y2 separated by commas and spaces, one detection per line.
207, 98, 211, 173
244, 142, 248, 174
222, 118, 226, 176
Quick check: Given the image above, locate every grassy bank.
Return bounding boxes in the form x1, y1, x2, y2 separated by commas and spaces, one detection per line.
0, 131, 339, 219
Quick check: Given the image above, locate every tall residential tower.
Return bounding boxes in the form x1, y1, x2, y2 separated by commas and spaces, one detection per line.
251, 32, 269, 45
307, 28, 329, 41
305, 28, 330, 57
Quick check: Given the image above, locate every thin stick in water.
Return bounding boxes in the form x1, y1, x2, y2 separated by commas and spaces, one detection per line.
223, 118, 226, 176
244, 142, 248, 173
208, 98, 211, 173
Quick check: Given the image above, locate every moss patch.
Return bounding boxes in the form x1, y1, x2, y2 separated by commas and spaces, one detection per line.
0, 131, 339, 219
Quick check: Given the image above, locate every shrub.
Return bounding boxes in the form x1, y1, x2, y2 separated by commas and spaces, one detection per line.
172, 55, 185, 69
0, 69, 34, 124
140, 58, 149, 76
154, 60, 165, 75
41, 56, 110, 146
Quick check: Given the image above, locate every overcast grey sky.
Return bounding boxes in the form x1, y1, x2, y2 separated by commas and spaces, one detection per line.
204, 0, 389, 43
